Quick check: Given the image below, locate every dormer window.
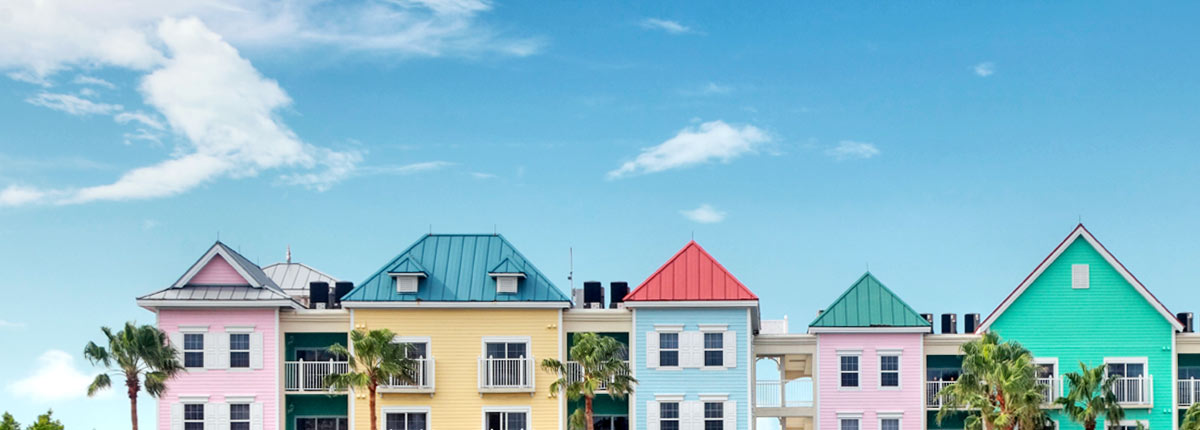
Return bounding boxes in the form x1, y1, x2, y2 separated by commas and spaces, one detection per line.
489, 272, 525, 294
389, 272, 426, 293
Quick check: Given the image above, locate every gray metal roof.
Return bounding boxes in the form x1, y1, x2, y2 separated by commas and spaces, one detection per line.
262, 262, 339, 296
139, 241, 299, 307
139, 285, 294, 301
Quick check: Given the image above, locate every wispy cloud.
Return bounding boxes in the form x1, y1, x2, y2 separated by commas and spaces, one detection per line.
0, 319, 25, 329
25, 92, 122, 116
825, 140, 881, 160
470, 171, 497, 179
680, 204, 726, 223
359, 161, 455, 175
73, 75, 115, 89
114, 111, 164, 130
608, 120, 770, 179
0, 185, 48, 207
974, 61, 995, 77
640, 18, 692, 35
681, 82, 732, 96
7, 350, 100, 401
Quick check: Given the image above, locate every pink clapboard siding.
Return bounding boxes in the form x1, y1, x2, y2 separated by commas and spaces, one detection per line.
817, 333, 925, 430
157, 308, 277, 430
191, 255, 249, 285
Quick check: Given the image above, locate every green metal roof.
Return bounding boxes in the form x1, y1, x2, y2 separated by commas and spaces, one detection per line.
809, 272, 930, 328
489, 258, 523, 274
342, 234, 570, 303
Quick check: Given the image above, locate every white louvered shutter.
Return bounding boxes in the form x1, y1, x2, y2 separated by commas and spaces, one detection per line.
646, 332, 659, 368
250, 332, 264, 369
204, 402, 225, 430
646, 401, 659, 430
724, 401, 736, 430
206, 330, 226, 369
250, 402, 264, 430
687, 401, 703, 430
170, 403, 183, 430
723, 331, 736, 368
169, 332, 185, 365
685, 332, 705, 368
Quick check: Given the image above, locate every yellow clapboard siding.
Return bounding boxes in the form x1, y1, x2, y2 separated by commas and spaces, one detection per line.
352, 308, 561, 429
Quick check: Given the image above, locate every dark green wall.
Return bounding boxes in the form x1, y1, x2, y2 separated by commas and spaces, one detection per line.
926, 355, 963, 369
567, 332, 629, 349
285, 395, 347, 430
568, 395, 628, 418
284, 333, 347, 360
928, 411, 968, 429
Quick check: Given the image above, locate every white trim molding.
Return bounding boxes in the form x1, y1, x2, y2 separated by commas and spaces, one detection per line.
341, 301, 569, 309
623, 300, 759, 308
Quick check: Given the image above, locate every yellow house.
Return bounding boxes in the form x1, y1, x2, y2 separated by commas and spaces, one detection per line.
341, 234, 571, 430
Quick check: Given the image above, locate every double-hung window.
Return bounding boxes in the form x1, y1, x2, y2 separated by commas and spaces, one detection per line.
839, 354, 860, 388
484, 410, 527, 430
297, 417, 349, 430
592, 415, 628, 430
183, 404, 204, 430
839, 418, 859, 430
484, 341, 528, 387
183, 334, 204, 368
659, 333, 679, 367
385, 411, 427, 430
703, 333, 723, 367
880, 418, 900, 430
703, 402, 724, 430
659, 402, 680, 430
229, 404, 250, 430
1106, 360, 1147, 403
229, 333, 250, 368
879, 354, 900, 388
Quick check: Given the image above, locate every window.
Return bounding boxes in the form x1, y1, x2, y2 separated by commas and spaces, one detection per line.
484, 341, 528, 386
880, 355, 899, 388
659, 333, 679, 367
183, 404, 204, 430
1106, 362, 1145, 378
229, 334, 250, 368
183, 334, 204, 368
1072, 264, 1089, 289
703, 402, 724, 430
405, 341, 429, 385
839, 355, 859, 388
880, 418, 899, 430
1111, 423, 1145, 430
839, 418, 859, 430
229, 404, 250, 430
385, 412, 427, 430
294, 348, 347, 362
485, 342, 526, 359
703, 333, 723, 367
485, 411, 527, 430
592, 416, 628, 430
297, 417, 349, 430
659, 402, 679, 430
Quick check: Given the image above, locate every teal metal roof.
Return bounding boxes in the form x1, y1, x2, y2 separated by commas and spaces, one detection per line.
489, 258, 523, 274
809, 272, 930, 328
342, 234, 570, 303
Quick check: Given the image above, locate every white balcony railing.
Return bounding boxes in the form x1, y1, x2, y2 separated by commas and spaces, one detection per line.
565, 361, 628, 392
1112, 376, 1152, 406
926, 380, 955, 408
1180, 378, 1200, 406
284, 360, 349, 392
379, 358, 435, 392
1037, 377, 1059, 404
755, 380, 812, 408
479, 357, 535, 392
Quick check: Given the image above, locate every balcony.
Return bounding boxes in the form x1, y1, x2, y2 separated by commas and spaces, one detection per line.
754, 380, 814, 418
1180, 379, 1200, 406
1112, 376, 1152, 406
565, 361, 628, 393
285, 360, 349, 392
1037, 377, 1059, 405
379, 358, 435, 393
926, 380, 954, 408
479, 357, 535, 392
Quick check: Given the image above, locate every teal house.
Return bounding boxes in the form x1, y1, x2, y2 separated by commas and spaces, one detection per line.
978, 225, 1183, 430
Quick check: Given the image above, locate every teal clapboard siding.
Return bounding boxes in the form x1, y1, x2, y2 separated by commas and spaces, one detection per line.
989, 235, 1175, 430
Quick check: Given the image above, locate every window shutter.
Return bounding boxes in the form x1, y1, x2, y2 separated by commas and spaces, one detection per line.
723, 331, 736, 368
250, 332, 264, 369
204, 402, 225, 430
645, 401, 659, 430
205, 330, 225, 370
686, 401, 702, 430
1072, 264, 1090, 289
170, 403, 183, 430
646, 331, 659, 368
724, 401, 736, 430
685, 332, 704, 368
169, 332, 185, 365
250, 402, 263, 430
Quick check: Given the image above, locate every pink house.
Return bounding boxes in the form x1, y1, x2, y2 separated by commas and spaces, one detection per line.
809, 273, 931, 430
138, 242, 302, 430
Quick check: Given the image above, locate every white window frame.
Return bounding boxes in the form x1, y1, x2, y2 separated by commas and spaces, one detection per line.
877, 414, 902, 430
702, 401, 724, 430
295, 416, 350, 430
1033, 357, 1059, 400
382, 406, 429, 430
837, 413, 863, 430
702, 331, 724, 368
229, 333, 251, 369
878, 349, 902, 390
837, 350, 862, 390
229, 403, 251, 430
481, 406, 530, 430
182, 402, 204, 430
1072, 264, 1090, 289
1114, 420, 1147, 430
395, 336, 431, 358
481, 336, 531, 358
182, 332, 205, 369
1103, 357, 1150, 406
657, 400, 681, 430
658, 331, 681, 369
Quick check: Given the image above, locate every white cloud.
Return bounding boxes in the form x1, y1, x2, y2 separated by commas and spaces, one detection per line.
25, 92, 122, 115
359, 160, 455, 175
0, 319, 25, 329
73, 75, 116, 89
680, 204, 726, 223
7, 350, 97, 401
640, 18, 691, 35
825, 140, 881, 160
470, 171, 497, 179
0, 185, 48, 207
141, 219, 159, 230
682, 82, 732, 96
114, 111, 164, 130
974, 61, 995, 77
607, 120, 769, 179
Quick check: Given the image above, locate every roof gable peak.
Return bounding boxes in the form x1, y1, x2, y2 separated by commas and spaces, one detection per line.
624, 240, 758, 302
809, 271, 929, 330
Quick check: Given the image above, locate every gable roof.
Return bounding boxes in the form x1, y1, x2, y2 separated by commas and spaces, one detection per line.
624, 241, 758, 302
341, 234, 571, 305
977, 224, 1182, 332
808, 272, 930, 331
262, 262, 339, 295
489, 258, 524, 274
138, 242, 298, 308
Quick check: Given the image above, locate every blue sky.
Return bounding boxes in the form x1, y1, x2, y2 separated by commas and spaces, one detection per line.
3, 1, 1200, 427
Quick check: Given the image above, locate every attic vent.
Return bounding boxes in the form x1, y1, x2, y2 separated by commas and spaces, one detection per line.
389, 273, 425, 293
497, 276, 519, 294
1072, 264, 1089, 289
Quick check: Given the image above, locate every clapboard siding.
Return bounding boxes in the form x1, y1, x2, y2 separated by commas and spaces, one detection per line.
352, 308, 560, 430
990, 237, 1173, 430
633, 307, 751, 430
157, 308, 278, 430
817, 333, 924, 430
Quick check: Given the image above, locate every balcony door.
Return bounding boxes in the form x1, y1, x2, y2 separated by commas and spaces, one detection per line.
485, 341, 528, 386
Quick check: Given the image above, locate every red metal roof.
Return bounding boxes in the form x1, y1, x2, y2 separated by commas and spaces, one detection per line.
624, 241, 758, 301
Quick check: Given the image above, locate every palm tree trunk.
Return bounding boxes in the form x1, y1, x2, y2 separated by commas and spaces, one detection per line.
127, 374, 140, 430
585, 396, 594, 430
369, 383, 378, 430
1085, 419, 1095, 430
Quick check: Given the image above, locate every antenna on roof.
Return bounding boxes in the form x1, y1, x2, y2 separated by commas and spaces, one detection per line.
286, 245, 292, 264
428, 224, 432, 236
494, 224, 497, 236
691, 230, 694, 241
1078, 214, 1083, 224
568, 247, 574, 290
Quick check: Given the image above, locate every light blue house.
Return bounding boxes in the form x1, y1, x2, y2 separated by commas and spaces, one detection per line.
624, 241, 760, 430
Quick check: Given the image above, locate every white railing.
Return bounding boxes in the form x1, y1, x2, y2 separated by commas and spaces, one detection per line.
1180, 379, 1200, 406
754, 380, 812, 408
284, 360, 349, 392
926, 380, 955, 408
479, 357, 535, 391
1113, 376, 1151, 405
380, 358, 435, 392
1038, 377, 1059, 404
565, 361, 628, 392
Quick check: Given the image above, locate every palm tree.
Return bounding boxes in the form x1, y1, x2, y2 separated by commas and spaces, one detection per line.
1183, 402, 1200, 430
1056, 362, 1124, 430
936, 331, 1048, 430
541, 333, 637, 430
83, 322, 183, 430
326, 329, 417, 430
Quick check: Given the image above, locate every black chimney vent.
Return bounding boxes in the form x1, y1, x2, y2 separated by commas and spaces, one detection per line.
583, 281, 604, 308
940, 313, 957, 334
963, 313, 981, 333
309, 282, 330, 309
333, 282, 354, 309
610, 282, 629, 308
921, 313, 935, 333
1179, 312, 1195, 333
